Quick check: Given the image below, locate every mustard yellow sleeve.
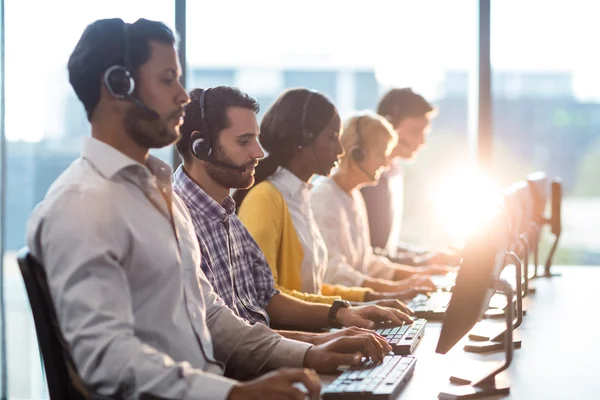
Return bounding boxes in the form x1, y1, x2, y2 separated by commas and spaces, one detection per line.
276, 284, 340, 305
238, 183, 283, 283
240, 182, 338, 305
322, 283, 374, 302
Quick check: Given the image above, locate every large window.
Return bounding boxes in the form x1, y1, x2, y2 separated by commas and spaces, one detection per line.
2, 2, 175, 398
186, 0, 478, 248
491, 0, 599, 264
0, 1, 5, 397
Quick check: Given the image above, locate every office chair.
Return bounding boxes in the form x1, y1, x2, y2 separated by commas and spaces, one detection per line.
17, 247, 89, 400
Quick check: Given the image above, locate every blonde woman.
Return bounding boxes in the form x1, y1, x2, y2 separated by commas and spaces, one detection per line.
311, 112, 448, 294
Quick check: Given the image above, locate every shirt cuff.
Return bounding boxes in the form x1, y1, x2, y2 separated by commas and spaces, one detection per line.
341, 272, 366, 288
350, 287, 374, 302
187, 372, 238, 400
372, 256, 397, 281
266, 338, 313, 369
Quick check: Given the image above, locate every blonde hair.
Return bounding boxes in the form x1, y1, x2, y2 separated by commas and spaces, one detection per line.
340, 111, 398, 159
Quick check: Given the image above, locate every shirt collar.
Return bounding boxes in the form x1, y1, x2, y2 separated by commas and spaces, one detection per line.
172, 165, 236, 219
270, 167, 311, 197
81, 137, 173, 185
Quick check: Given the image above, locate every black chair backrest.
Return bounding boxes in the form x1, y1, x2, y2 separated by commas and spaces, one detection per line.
17, 247, 89, 400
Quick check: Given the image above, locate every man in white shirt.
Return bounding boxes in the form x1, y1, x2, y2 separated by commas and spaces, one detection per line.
27, 18, 389, 400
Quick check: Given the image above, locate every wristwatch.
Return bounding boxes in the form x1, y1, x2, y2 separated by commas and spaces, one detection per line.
328, 300, 351, 328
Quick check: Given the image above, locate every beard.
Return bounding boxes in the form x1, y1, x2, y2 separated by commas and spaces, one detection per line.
205, 144, 256, 190
124, 104, 180, 149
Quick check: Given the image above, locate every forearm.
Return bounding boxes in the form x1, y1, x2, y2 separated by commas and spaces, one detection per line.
205, 282, 310, 373
266, 293, 330, 331
361, 276, 417, 293
392, 264, 418, 280
276, 330, 320, 344
361, 276, 398, 292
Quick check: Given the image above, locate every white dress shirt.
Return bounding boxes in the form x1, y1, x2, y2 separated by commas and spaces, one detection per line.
310, 176, 396, 287
268, 167, 328, 294
27, 137, 311, 400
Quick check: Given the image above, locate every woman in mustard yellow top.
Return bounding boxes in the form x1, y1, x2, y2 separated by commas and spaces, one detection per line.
234, 89, 431, 305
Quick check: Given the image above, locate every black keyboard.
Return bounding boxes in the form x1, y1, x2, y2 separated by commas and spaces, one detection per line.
322, 355, 417, 399
407, 292, 451, 320
374, 319, 427, 355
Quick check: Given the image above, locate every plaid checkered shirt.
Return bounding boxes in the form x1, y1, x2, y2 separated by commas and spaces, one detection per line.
173, 166, 278, 326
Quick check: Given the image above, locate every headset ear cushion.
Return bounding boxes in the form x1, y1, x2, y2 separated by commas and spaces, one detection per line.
104, 65, 134, 98
190, 130, 212, 159
302, 129, 314, 147
352, 148, 365, 163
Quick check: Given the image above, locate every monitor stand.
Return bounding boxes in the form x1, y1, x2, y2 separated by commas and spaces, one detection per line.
518, 234, 534, 295
543, 229, 562, 277
439, 278, 514, 399
465, 251, 523, 352
530, 223, 541, 279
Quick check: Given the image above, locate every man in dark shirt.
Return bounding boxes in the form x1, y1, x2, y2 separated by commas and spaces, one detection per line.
361, 88, 461, 266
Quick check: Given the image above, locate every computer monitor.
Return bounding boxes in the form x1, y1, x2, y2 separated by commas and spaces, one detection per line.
435, 205, 514, 399
526, 172, 562, 276
527, 172, 549, 276
544, 179, 563, 276
504, 181, 529, 246
467, 183, 527, 344
527, 172, 549, 229
505, 181, 533, 293
436, 205, 511, 355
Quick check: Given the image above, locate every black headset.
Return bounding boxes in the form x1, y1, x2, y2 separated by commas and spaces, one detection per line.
299, 89, 331, 176
189, 89, 247, 172
102, 21, 158, 119
103, 22, 135, 99
190, 88, 213, 159
352, 116, 367, 163
299, 90, 317, 148
351, 115, 377, 181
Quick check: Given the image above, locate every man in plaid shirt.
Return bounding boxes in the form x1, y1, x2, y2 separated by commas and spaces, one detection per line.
173, 86, 413, 345
173, 167, 275, 326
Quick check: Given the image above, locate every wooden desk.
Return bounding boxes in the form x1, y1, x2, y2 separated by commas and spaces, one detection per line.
322, 266, 600, 399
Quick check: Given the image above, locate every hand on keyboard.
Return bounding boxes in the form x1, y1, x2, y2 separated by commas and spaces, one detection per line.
361, 298, 414, 315
304, 334, 394, 373
436, 246, 463, 265
228, 368, 321, 400
365, 289, 432, 304
419, 264, 459, 276
309, 326, 389, 346
402, 275, 437, 291
336, 303, 413, 329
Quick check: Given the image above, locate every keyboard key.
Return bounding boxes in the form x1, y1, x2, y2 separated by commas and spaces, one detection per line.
349, 371, 361, 379
338, 371, 351, 380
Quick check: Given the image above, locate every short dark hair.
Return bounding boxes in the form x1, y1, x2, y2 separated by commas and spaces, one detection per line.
68, 18, 177, 121
377, 88, 436, 126
176, 86, 260, 163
